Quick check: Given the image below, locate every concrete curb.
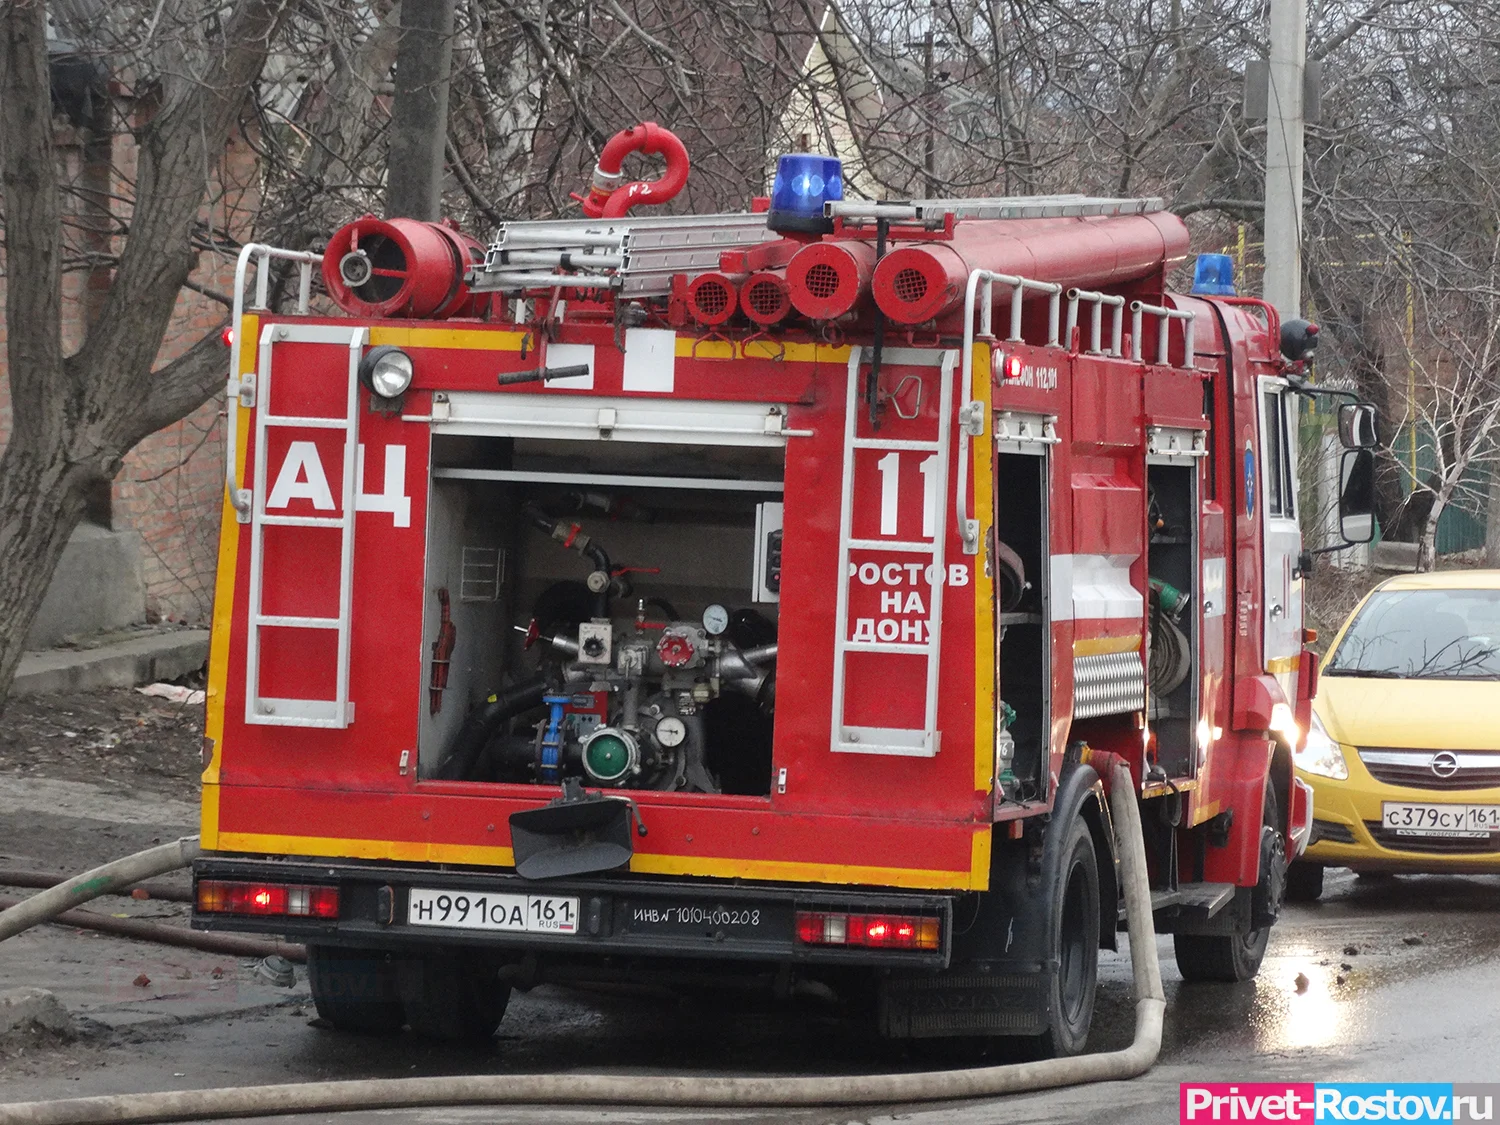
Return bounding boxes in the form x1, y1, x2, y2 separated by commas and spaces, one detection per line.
12, 631, 210, 697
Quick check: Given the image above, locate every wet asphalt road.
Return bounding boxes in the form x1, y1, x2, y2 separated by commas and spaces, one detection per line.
4, 866, 1500, 1123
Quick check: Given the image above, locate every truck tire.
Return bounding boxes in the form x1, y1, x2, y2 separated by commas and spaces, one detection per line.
1284, 861, 1325, 903
1174, 788, 1283, 982
1036, 816, 1100, 1057
402, 951, 511, 1041
307, 945, 405, 1034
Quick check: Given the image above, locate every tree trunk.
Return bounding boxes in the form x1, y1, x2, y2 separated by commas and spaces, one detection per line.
0, 443, 96, 703
386, 0, 457, 221
1487, 464, 1500, 567
1418, 488, 1453, 573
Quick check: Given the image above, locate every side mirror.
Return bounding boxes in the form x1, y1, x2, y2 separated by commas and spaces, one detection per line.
1338, 448, 1376, 544
1337, 402, 1378, 449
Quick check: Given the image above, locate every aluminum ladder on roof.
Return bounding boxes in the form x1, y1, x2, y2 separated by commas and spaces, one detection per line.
243, 323, 367, 728
829, 346, 957, 757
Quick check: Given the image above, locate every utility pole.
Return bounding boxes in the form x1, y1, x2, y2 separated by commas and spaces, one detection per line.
1262, 0, 1306, 317
386, 0, 457, 221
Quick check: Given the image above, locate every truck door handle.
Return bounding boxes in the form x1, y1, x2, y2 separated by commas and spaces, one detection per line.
1270, 604, 1284, 620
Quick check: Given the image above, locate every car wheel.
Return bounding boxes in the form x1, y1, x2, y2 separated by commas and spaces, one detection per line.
307, 945, 405, 1034
1284, 861, 1325, 903
402, 951, 511, 1041
1175, 787, 1282, 983
1035, 817, 1100, 1057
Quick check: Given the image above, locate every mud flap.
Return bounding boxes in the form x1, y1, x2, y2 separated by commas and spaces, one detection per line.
879, 970, 1049, 1037
510, 780, 636, 879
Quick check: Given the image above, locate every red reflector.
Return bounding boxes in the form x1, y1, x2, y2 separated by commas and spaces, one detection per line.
196, 879, 339, 919
794, 910, 939, 951
221, 327, 234, 347
795, 913, 824, 944
997, 352, 1024, 381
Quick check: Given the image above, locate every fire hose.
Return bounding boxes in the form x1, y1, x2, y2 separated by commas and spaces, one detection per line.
0, 760, 1164, 1124
0, 845, 303, 961
0, 838, 201, 943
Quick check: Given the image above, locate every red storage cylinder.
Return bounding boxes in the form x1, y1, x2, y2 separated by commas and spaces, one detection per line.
871, 213, 1190, 325
786, 239, 877, 320
322, 215, 487, 319
739, 270, 793, 326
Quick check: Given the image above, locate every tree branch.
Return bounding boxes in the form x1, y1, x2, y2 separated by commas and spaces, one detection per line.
1172, 198, 1265, 219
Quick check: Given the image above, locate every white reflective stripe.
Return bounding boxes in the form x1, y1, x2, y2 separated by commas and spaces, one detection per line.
1049, 554, 1143, 621
435, 392, 790, 447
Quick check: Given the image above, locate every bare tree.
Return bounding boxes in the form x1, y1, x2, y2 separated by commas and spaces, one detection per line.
0, 0, 296, 702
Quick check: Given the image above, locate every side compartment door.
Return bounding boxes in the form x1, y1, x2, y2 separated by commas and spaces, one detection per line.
1257, 378, 1302, 693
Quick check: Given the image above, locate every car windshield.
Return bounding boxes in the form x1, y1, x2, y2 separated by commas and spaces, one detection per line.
1324, 588, 1500, 680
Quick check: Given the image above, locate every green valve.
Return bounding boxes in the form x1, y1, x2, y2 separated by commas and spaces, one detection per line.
583, 731, 634, 784
1150, 577, 1189, 615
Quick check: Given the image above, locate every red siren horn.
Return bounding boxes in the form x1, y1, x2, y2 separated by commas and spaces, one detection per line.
786, 239, 877, 320
685, 272, 745, 326
739, 270, 793, 326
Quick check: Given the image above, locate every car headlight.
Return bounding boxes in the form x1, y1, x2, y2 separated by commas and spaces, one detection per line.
359, 346, 414, 399
1294, 712, 1348, 780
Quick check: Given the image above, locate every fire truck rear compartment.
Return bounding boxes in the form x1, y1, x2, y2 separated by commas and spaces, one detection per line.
418, 434, 782, 796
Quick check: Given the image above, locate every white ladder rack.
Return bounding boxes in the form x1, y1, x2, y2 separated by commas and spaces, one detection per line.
244, 323, 368, 728
829, 346, 957, 757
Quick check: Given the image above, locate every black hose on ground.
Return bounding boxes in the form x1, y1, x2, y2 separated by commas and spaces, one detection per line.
0, 895, 304, 962
0, 870, 192, 903
432, 677, 547, 781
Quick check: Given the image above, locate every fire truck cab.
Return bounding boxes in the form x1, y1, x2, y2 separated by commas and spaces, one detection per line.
192, 138, 1375, 1054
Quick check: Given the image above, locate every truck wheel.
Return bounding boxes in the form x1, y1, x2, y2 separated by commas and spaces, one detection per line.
1036, 817, 1100, 1057
402, 951, 511, 1041
1174, 788, 1283, 982
1284, 861, 1325, 903
307, 945, 405, 1034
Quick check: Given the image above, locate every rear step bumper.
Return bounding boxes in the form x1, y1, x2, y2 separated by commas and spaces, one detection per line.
191, 855, 954, 968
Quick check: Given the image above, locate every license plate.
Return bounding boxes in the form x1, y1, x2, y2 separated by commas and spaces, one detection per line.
407, 888, 579, 934
1381, 802, 1500, 838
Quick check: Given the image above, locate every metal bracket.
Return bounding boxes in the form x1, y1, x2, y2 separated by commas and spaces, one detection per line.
236, 375, 256, 409
959, 400, 986, 436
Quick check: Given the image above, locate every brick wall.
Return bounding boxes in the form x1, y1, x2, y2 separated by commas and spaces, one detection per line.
0, 111, 259, 627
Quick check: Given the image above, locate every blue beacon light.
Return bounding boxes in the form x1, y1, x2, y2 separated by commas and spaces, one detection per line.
1191, 252, 1237, 296
767, 153, 844, 235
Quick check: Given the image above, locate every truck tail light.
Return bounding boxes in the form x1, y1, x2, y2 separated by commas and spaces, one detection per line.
197, 880, 339, 919
795, 911, 939, 951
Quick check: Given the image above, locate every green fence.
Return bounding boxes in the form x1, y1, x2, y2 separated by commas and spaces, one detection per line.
1388, 425, 1490, 554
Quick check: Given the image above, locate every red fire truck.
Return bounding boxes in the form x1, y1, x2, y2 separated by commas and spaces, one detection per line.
192, 127, 1376, 1054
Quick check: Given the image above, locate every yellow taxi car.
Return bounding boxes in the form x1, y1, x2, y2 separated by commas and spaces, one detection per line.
1288, 569, 1500, 901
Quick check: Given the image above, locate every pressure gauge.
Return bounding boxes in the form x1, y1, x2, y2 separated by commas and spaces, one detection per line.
655, 716, 687, 748
702, 603, 729, 636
